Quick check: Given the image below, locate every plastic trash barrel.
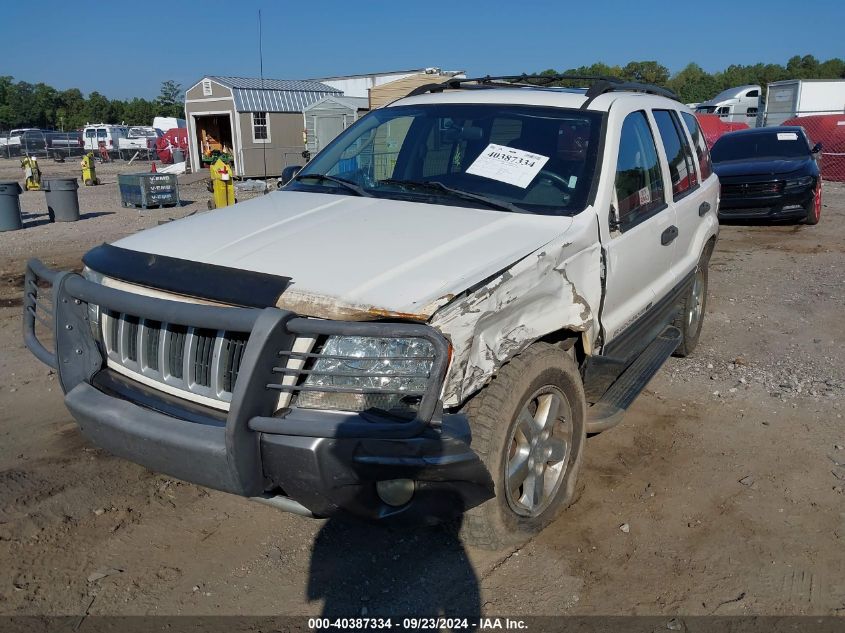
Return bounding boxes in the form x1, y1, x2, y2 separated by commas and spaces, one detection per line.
172, 148, 185, 164
43, 178, 80, 222
0, 180, 23, 231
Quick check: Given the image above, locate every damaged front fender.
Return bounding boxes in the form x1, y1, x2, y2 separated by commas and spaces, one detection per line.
430, 213, 603, 407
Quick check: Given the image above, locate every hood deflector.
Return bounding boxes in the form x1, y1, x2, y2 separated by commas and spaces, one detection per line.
82, 244, 292, 308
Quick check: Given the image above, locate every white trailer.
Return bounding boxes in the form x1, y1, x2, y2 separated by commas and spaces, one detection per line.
763, 79, 845, 127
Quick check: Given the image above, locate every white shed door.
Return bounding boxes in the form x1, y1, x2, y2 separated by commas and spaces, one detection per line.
316, 116, 345, 152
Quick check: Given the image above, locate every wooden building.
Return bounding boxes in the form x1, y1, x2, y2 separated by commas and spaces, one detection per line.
184, 76, 340, 178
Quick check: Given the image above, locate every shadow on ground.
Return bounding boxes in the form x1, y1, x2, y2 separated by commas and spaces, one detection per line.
307, 519, 480, 618
22, 211, 114, 228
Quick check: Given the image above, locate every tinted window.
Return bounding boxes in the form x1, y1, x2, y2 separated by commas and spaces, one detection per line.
653, 110, 698, 199
711, 130, 810, 162
295, 104, 604, 216
614, 111, 665, 227
746, 90, 759, 98
681, 112, 713, 180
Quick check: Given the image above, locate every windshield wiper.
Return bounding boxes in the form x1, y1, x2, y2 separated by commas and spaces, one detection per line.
379, 178, 531, 214
294, 173, 372, 197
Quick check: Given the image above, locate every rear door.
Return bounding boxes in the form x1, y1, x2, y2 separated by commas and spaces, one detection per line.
675, 111, 719, 277
601, 110, 677, 348
651, 108, 707, 281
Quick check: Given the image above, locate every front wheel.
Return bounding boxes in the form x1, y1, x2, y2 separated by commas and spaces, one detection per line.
459, 342, 586, 550
804, 181, 822, 225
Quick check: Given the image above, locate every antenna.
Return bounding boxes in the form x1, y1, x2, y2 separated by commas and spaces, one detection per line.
259, 9, 268, 193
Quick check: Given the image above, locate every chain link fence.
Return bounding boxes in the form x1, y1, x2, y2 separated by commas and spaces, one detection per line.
0, 129, 85, 160
778, 113, 845, 183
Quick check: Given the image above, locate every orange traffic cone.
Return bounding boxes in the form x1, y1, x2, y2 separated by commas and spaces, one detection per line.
151, 162, 157, 173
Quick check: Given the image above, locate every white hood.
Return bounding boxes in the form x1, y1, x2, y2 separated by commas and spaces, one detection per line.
114, 191, 573, 318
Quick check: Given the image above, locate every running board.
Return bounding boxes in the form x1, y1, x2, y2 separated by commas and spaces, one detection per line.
586, 326, 681, 433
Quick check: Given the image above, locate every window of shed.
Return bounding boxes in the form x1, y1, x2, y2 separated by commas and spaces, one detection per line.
202, 80, 212, 96
252, 112, 270, 142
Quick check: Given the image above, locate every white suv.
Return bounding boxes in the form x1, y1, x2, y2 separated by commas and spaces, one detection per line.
23, 76, 718, 549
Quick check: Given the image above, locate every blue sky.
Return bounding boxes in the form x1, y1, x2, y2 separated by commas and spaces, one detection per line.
6, 0, 845, 99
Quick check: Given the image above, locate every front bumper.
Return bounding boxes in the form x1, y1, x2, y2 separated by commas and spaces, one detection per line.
718, 183, 814, 220
23, 260, 492, 522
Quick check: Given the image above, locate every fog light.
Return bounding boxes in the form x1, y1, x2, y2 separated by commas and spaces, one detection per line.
376, 479, 415, 507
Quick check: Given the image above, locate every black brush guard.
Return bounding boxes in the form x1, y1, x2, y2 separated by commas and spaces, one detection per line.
22, 259, 492, 521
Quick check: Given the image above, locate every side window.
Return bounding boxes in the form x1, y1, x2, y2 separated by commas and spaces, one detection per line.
653, 110, 698, 200
614, 111, 665, 229
681, 112, 713, 180
252, 112, 269, 142
746, 90, 759, 98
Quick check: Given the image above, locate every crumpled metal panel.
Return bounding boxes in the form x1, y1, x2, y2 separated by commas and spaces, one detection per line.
430, 213, 602, 407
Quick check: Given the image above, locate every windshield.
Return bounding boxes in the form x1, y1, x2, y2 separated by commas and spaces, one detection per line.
711, 130, 810, 162
290, 104, 605, 216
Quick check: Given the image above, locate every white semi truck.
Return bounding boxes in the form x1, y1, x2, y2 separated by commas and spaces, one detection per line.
695, 85, 761, 125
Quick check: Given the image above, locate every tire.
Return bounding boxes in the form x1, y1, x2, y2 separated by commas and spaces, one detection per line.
459, 342, 587, 550
804, 181, 821, 225
672, 250, 710, 357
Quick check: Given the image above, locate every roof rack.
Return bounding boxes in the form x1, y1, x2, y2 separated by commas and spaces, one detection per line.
405, 74, 680, 106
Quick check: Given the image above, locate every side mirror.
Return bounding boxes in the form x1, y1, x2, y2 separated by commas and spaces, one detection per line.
279, 165, 302, 187
812, 142, 822, 154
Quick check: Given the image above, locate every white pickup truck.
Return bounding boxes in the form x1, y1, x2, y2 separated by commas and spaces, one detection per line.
117, 126, 163, 160
23, 75, 718, 549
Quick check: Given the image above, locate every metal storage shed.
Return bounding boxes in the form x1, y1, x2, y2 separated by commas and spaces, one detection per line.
303, 96, 369, 157
184, 76, 341, 178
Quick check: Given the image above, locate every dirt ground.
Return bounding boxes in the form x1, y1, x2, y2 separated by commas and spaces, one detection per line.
0, 160, 843, 618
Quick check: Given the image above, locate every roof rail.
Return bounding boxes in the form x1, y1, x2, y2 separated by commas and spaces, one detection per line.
404, 74, 680, 105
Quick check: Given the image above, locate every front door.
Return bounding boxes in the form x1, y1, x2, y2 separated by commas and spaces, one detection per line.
601, 110, 677, 353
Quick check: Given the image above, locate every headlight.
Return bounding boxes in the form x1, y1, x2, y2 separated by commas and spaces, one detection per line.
295, 335, 435, 415
784, 175, 814, 189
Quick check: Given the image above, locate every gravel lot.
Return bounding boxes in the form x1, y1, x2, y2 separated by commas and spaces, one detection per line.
0, 164, 843, 618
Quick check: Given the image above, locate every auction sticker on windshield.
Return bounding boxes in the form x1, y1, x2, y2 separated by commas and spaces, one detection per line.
777, 132, 798, 141
466, 143, 549, 188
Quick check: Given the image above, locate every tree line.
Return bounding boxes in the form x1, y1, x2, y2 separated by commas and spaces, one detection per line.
2, 55, 843, 131
0, 79, 185, 131
538, 55, 845, 103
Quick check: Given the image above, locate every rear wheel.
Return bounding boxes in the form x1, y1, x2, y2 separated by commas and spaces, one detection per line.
673, 251, 710, 357
804, 181, 822, 225
459, 343, 586, 550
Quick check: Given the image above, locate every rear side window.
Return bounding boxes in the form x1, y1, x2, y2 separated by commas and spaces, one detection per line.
653, 110, 698, 200
681, 112, 713, 180
614, 111, 665, 229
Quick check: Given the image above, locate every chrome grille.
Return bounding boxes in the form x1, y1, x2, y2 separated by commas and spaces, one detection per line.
102, 313, 249, 406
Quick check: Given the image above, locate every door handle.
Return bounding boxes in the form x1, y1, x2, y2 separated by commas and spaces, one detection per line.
661, 225, 678, 246
698, 201, 711, 217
